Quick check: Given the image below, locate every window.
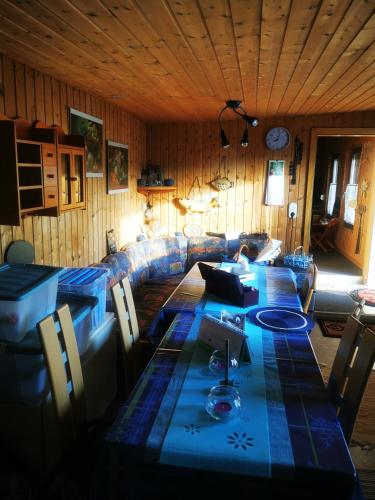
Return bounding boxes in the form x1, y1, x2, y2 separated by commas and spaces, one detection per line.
344, 148, 361, 226
327, 156, 340, 216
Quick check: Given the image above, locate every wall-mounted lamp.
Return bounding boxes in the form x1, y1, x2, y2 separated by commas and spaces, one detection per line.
219, 100, 258, 149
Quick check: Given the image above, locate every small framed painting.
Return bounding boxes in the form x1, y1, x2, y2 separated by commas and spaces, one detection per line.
264, 160, 285, 206
70, 108, 104, 177
106, 140, 129, 194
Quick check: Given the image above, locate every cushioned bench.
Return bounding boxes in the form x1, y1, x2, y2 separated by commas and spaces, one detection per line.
93, 234, 268, 338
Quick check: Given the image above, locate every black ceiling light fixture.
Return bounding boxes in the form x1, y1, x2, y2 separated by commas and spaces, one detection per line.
219, 100, 258, 149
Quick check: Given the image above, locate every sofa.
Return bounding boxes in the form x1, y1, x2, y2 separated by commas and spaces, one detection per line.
93, 234, 268, 338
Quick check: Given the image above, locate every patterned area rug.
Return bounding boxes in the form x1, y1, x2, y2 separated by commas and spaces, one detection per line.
319, 318, 375, 338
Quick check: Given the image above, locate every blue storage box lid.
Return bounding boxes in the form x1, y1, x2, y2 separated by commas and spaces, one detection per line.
58, 267, 108, 286
0, 263, 62, 301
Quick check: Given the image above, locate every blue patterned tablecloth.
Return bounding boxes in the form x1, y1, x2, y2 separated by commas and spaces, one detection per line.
99, 266, 356, 499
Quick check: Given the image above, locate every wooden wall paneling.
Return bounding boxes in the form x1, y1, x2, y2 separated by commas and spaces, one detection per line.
92, 96, 100, 264
201, 122, 212, 233
14, 61, 26, 118
67, 83, 80, 267
193, 123, 203, 230
234, 121, 245, 233
295, 121, 310, 249
255, 120, 267, 234
175, 123, 186, 233
24, 66, 36, 120
167, 123, 177, 232
13, 61, 27, 244
225, 122, 237, 233
243, 126, 255, 234
159, 123, 169, 231
184, 124, 195, 232
84, 94, 94, 265
2, 56, 17, 117
210, 121, 220, 233
97, 99, 106, 257
104, 102, 111, 246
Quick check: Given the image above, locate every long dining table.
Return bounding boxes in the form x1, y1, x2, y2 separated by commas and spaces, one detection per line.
95, 263, 357, 500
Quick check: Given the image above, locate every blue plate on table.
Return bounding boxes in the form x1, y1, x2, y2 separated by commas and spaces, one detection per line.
248, 307, 314, 333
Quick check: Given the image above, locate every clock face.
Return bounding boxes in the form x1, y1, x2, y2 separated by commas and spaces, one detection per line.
265, 127, 291, 151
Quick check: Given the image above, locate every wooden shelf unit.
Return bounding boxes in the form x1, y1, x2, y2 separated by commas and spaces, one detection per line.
137, 186, 176, 196
0, 118, 86, 225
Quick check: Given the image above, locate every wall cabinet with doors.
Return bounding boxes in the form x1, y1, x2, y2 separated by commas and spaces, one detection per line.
0, 118, 85, 226
55, 127, 86, 212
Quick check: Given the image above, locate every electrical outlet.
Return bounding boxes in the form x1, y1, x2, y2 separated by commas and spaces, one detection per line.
288, 202, 297, 218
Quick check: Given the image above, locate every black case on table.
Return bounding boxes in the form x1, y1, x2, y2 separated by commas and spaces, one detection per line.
198, 262, 259, 308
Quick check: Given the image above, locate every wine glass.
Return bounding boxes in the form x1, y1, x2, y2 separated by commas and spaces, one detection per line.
208, 349, 238, 377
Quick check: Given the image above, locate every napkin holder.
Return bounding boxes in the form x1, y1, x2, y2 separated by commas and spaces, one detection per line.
198, 314, 251, 363
198, 262, 259, 308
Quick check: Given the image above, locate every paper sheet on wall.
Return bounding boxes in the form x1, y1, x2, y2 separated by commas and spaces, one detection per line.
265, 160, 284, 206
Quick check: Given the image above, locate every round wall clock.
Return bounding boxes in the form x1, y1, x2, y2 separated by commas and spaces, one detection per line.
265, 127, 291, 151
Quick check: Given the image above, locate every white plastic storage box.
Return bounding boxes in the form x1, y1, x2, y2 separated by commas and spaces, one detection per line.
58, 267, 108, 329
0, 293, 97, 405
0, 263, 62, 342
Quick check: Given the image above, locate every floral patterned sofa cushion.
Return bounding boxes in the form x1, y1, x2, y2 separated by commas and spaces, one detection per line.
135, 237, 187, 279
186, 236, 227, 270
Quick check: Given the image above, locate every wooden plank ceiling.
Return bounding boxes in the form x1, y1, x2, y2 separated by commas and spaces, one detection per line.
0, 0, 374, 123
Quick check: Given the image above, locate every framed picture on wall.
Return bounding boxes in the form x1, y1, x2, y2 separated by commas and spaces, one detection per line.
264, 160, 285, 206
106, 140, 129, 194
69, 108, 104, 178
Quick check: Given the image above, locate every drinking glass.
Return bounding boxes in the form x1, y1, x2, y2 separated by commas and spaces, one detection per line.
208, 349, 238, 376
206, 385, 241, 421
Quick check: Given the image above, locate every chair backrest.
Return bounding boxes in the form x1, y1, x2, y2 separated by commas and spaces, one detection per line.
327, 309, 375, 443
37, 304, 85, 453
339, 326, 375, 443
327, 312, 364, 404
111, 279, 139, 390
121, 276, 140, 344
300, 264, 318, 314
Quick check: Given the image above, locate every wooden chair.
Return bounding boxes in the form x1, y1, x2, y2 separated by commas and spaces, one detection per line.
327, 306, 375, 443
37, 304, 85, 456
111, 277, 152, 393
299, 263, 318, 314
311, 217, 339, 252
37, 305, 113, 496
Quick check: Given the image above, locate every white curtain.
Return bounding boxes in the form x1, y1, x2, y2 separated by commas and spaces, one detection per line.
327, 183, 337, 216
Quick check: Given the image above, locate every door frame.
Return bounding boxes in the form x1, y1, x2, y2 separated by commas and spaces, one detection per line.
303, 128, 375, 283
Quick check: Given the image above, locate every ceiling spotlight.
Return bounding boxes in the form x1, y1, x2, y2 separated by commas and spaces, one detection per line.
240, 128, 249, 148
218, 100, 258, 148
221, 128, 230, 148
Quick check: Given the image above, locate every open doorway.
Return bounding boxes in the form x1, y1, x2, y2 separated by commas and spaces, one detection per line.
303, 128, 375, 288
